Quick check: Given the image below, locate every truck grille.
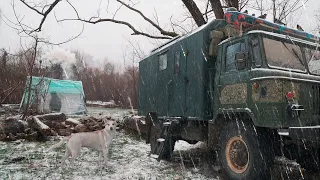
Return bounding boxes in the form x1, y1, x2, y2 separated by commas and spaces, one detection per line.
312, 85, 320, 115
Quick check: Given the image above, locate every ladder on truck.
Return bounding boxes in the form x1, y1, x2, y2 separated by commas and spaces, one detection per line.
153, 121, 174, 161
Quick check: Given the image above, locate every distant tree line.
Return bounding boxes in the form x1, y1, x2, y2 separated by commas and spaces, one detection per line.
0, 48, 138, 108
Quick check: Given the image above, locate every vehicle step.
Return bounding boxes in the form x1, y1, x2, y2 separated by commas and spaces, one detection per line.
277, 129, 289, 136
163, 122, 171, 126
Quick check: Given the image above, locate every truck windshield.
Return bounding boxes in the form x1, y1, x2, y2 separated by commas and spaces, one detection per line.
304, 46, 320, 75
263, 37, 305, 71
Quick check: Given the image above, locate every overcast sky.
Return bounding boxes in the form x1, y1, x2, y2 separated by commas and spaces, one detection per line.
0, 0, 319, 70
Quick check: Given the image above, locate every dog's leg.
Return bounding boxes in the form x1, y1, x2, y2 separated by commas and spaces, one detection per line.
60, 146, 71, 167
102, 147, 109, 166
69, 146, 80, 167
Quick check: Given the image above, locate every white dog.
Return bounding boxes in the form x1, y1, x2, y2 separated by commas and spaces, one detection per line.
47, 120, 116, 166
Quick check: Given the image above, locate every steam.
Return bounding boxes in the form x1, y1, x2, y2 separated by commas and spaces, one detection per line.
44, 47, 76, 79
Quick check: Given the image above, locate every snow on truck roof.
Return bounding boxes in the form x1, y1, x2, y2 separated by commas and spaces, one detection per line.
218, 30, 319, 46
149, 20, 226, 55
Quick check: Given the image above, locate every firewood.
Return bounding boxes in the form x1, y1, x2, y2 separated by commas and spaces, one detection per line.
35, 113, 66, 122
25, 131, 38, 141
0, 116, 25, 134
75, 124, 87, 132
57, 129, 72, 136
65, 118, 81, 126
27, 116, 51, 137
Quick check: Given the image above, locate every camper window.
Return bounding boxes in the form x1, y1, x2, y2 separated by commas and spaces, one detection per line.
225, 42, 246, 72
159, 53, 168, 71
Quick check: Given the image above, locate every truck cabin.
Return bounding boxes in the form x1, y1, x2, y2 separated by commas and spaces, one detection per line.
216, 30, 320, 74
215, 30, 320, 129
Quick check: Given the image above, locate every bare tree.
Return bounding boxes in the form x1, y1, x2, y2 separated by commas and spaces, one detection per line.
249, 0, 309, 24
15, 0, 248, 40
22, 37, 39, 119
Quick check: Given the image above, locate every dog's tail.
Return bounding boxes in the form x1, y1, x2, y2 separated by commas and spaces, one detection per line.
46, 137, 68, 152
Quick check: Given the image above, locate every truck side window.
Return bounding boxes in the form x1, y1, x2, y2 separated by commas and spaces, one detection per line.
159, 53, 167, 71
226, 42, 246, 72
174, 51, 180, 75
251, 38, 262, 67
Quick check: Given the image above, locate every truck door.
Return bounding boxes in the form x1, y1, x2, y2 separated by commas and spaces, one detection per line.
156, 50, 170, 115
218, 40, 249, 108
168, 46, 187, 116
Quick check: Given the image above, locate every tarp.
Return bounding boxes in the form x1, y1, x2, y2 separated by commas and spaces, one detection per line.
20, 76, 87, 115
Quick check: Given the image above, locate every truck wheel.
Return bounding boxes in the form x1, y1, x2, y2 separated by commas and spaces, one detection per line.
218, 120, 273, 180
150, 122, 175, 160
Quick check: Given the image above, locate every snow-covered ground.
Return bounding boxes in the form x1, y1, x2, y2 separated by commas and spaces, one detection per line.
0, 108, 220, 180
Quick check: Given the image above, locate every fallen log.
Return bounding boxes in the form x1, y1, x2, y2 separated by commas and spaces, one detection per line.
36, 113, 66, 121
65, 118, 81, 126
33, 113, 67, 131
27, 116, 52, 136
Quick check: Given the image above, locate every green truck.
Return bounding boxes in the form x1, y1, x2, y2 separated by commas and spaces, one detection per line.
138, 13, 320, 179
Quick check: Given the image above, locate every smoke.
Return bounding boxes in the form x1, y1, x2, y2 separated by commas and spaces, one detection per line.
44, 47, 76, 80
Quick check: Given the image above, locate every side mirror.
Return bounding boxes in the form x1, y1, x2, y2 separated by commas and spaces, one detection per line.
235, 52, 248, 70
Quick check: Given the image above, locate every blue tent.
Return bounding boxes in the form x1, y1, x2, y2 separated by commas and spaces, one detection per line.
20, 76, 87, 115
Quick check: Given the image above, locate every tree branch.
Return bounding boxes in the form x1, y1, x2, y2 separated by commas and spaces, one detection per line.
20, 0, 43, 15
58, 17, 171, 39
116, 0, 178, 37
20, 0, 61, 33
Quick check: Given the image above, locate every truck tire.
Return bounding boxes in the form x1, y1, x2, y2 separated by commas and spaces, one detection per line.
218, 120, 273, 180
150, 122, 175, 160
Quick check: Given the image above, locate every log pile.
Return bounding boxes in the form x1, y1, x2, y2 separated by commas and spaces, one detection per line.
0, 113, 115, 141
122, 115, 147, 135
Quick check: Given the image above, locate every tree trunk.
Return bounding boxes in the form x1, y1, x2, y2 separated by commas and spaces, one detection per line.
226, 0, 239, 10
209, 0, 225, 19
181, 0, 206, 27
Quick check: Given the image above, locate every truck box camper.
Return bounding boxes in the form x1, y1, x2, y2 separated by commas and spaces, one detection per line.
139, 9, 320, 179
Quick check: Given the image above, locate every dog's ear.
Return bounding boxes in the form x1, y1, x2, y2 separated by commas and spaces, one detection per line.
103, 118, 108, 125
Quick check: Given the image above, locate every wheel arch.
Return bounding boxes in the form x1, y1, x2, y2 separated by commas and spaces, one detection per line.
208, 108, 256, 148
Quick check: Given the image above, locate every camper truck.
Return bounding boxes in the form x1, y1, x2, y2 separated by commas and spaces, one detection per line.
138, 10, 320, 179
